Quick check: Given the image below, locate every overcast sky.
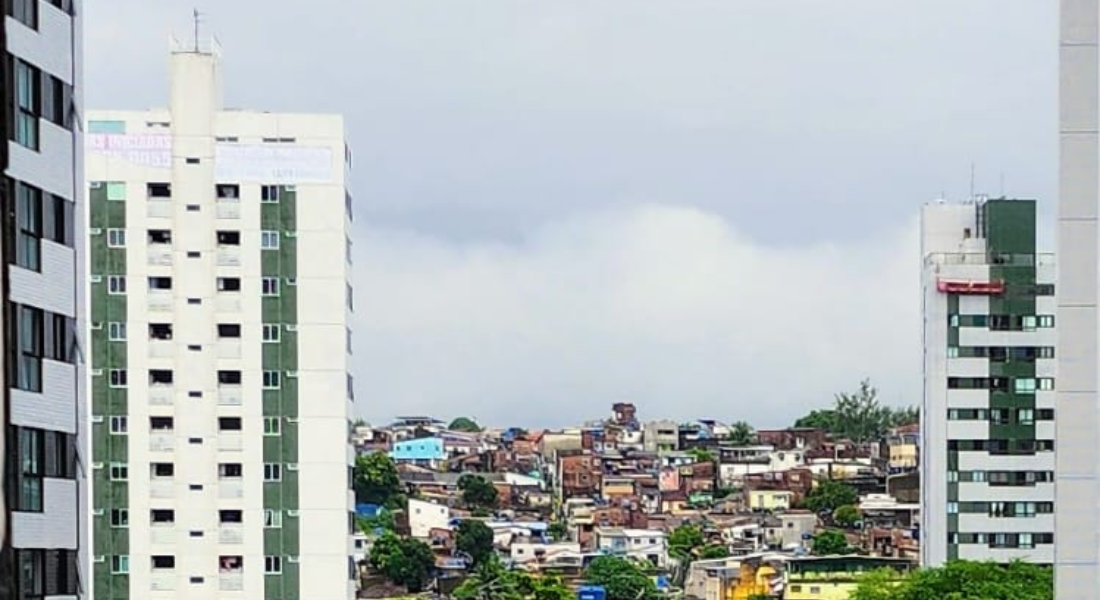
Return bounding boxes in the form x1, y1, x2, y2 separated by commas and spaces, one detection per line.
85, 1, 1056, 428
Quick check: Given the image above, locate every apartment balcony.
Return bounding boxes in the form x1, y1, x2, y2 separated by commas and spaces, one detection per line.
147, 245, 173, 266
216, 246, 241, 267
218, 433, 243, 452
148, 340, 174, 359
218, 480, 244, 499
148, 290, 173, 312
148, 386, 174, 406
150, 432, 175, 452
217, 340, 242, 359
219, 573, 244, 592
150, 525, 175, 546
219, 524, 244, 544
218, 385, 242, 407
216, 294, 241, 313
151, 572, 176, 591
147, 200, 172, 218
150, 478, 175, 499
215, 200, 241, 219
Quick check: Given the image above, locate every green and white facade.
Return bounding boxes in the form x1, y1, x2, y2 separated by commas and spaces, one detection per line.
85, 43, 355, 600
920, 198, 1056, 566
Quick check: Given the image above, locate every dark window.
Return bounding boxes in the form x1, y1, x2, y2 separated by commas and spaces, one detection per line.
149, 370, 174, 385
151, 510, 175, 524
219, 463, 243, 478
148, 229, 172, 244
147, 183, 171, 198
10, 0, 38, 28
219, 509, 243, 523
216, 230, 240, 245
216, 184, 240, 199
218, 417, 242, 431
15, 550, 44, 599
43, 431, 75, 479
13, 181, 43, 271
186, 157, 200, 164
44, 313, 75, 363
217, 277, 241, 292
13, 58, 40, 149
149, 323, 173, 340
151, 463, 174, 477
150, 416, 173, 430
9, 427, 43, 511
11, 304, 44, 392
217, 324, 241, 338
46, 0, 73, 15
152, 555, 175, 569
40, 75, 70, 129
218, 370, 242, 385
148, 276, 173, 290
44, 195, 73, 246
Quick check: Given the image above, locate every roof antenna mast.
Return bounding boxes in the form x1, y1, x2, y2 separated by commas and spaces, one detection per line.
193, 8, 202, 52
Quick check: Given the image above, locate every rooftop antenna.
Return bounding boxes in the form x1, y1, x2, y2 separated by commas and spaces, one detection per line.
192, 8, 202, 52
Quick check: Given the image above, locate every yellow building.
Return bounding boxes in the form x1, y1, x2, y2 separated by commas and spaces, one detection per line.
747, 489, 794, 512
783, 556, 911, 600
729, 556, 783, 600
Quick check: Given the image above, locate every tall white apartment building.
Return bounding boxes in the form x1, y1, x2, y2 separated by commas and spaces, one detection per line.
1, 1, 85, 598
1058, 0, 1100, 597
85, 42, 356, 600
921, 198, 1056, 566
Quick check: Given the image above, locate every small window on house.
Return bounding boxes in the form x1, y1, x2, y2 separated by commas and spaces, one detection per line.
216, 231, 240, 245
108, 322, 127, 341
263, 417, 281, 436
150, 416, 173, 431
264, 510, 282, 528
109, 369, 128, 388
217, 324, 241, 339
110, 416, 128, 434
148, 229, 172, 244
219, 509, 243, 523
107, 276, 127, 295
217, 277, 241, 292
264, 463, 282, 482
218, 417, 242, 432
218, 463, 243, 479
149, 323, 173, 340
111, 509, 129, 528
262, 371, 281, 389
261, 185, 280, 203
151, 463, 174, 478
150, 510, 175, 525
149, 370, 173, 385
264, 556, 282, 574
262, 324, 280, 342
147, 183, 171, 198
261, 231, 280, 250
111, 556, 130, 574
216, 184, 239, 199
107, 229, 126, 248
148, 276, 172, 290
218, 370, 242, 385
262, 277, 280, 297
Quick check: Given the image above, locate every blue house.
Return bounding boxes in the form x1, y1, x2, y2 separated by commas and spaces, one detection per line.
390, 437, 446, 465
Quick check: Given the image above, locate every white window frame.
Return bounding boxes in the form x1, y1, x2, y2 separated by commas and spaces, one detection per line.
1014, 378, 1037, 394
107, 228, 126, 248
264, 509, 282, 529
262, 324, 280, 343
111, 555, 130, 574
262, 371, 281, 390
263, 417, 281, 436
108, 321, 127, 341
263, 463, 282, 482
261, 185, 280, 203
109, 462, 129, 481
261, 277, 280, 297
107, 275, 127, 295
111, 508, 129, 528
261, 230, 280, 250
1039, 315, 1055, 328
110, 416, 128, 434
109, 369, 128, 388
1039, 378, 1055, 391
264, 555, 282, 574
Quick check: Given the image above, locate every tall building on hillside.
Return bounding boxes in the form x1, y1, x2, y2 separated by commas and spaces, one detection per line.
85, 41, 356, 600
1057, 0, 1100, 597
920, 198, 1056, 566
1, 1, 85, 599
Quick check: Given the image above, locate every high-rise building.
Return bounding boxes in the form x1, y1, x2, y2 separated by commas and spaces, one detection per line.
85, 41, 356, 600
920, 198, 1056, 565
0, 1, 85, 599
1058, 1, 1100, 597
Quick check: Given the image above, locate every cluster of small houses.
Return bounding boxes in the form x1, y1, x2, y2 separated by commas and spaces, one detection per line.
351, 405, 923, 599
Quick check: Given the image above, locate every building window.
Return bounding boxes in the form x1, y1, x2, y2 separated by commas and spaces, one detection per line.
264, 555, 282, 574
264, 510, 282, 528
107, 228, 126, 248
108, 321, 127, 341
217, 277, 241, 292
13, 181, 43, 271
262, 324, 280, 343
147, 183, 171, 198
107, 276, 127, 295
263, 417, 282, 436
217, 324, 241, 339
111, 509, 129, 528
216, 184, 240, 200
41, 75, 71, 129
262, 371, 281, 389
1039, 377, 1055, 391
45, 194, 74, 247
261, 230, 280, 249
261, 185, 280, 203
110, 416, 128, 434
262, 277, 280, 297
216, 230, 240, 245
43, 431, 75, 479
263, 463, 282, 482
109, 369, 128, 388
11, 0, 37, 28
14, 427, 43, 511
1039, 315, 1055, 328
148, 276, 172, 291
16, 551, 44, 600
152, 555, 175, 570
218, 463, 243, 479
109, 462, 129, 481
14, 59, 40, 150
1014, 378, 1037, 394
12, 304, 43, 392
218, 370, 242, 385
111, 555, 130, 575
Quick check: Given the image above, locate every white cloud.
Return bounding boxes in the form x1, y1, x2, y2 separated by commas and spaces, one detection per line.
354, 204, 921, 428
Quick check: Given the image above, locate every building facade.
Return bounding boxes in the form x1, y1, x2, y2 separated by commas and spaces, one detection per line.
1058, 0, 1100, 597
920, 199, 1055, 565
85, 43, 355, 600
1, 1, 85, 599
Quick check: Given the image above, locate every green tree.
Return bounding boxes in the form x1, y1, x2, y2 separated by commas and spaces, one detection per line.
812, 530, 849, 556
354, 452, 404, 508
548, 520, 570, 541
793, 380, 912, 442
804, 479, 858, 514
455, 555, 573, 600
456, 519, 496, 566
888, 406, 919, 427
850, 560, 1052, 600
834, 505, 861, 528
793, 409, 838, 431
687, 447, 716, 464
449, 417, 483, 432
368, 532, 436, 592
459, 474, 499, 510
585, 556, 658, 600
669, 523, 705, 562
699, 545, 729, 559
356, 509, 395, 535
728, 420, 756, 445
